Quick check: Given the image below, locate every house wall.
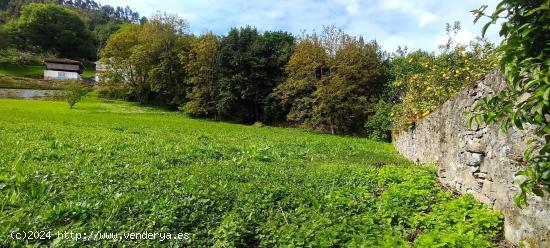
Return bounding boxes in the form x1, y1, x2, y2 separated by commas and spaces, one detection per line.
44, 70, 80, 80
393, 70, 550, 247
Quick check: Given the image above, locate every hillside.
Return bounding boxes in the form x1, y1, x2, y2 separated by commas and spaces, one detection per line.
0, 96, 502, 247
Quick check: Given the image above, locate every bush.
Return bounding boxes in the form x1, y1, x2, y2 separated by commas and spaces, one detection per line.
0, 48, 45, 65
95, 84, 130, 100
65, 81, 88, 108
389, 24, 497, 131
365, 100, 392, 142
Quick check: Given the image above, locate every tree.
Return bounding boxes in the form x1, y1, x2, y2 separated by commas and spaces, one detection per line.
5, 3, 95, 59
65, 81, 88, 108
275, 27, 385, 134
182, 32, 221, 117
313, 37, 384, 134
182, 28, 294, 122
274, 33, 327, 127
100, 14, 189, 105
257, 31, 295, 122
215, 26, 262, 122
470, 0, 550, 206
365, 100, 393, 141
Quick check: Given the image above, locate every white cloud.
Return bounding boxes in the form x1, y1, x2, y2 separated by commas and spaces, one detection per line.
381, 35, 409, 52
379, 0, 439, 27
435, 29, 476, 48
418, 11, 438, 27
332, 0, 361, 15
95, 0, 502, 52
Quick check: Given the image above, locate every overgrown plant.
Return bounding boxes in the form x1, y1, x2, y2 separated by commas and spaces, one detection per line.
65, 81, 88, 108
469, 0, 550, 206
390, 24, 497, 131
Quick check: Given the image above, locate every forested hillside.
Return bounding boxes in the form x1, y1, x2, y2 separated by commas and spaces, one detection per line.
0, 0, 141, 60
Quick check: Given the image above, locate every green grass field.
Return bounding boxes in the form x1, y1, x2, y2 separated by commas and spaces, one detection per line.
0, 64, 44, 78
0, 96, 503, 247
0, 64, 96, 79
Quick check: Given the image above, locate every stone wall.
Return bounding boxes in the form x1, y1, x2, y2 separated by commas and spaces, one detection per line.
393, 70, 550, 247
0, 88, 65, 99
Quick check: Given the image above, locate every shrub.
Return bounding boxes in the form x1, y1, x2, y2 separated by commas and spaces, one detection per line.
65, 81, 88, 108
0, 48, 45, 65
390, 24, 497, 131
365, 100, 392, 142
95, 84, 130, 100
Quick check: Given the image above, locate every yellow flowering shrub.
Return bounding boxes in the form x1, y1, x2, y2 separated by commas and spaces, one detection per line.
391, 41, 497, 131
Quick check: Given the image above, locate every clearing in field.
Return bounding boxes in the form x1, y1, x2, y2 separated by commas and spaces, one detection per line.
0, 97, 502, 247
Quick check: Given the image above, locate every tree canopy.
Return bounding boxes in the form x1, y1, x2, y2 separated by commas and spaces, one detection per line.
5, 3, 95, 59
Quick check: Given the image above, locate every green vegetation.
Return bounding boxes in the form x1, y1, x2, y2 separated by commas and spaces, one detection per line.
0, 64, 43, 78
1, 0, 141, 61
0, 97, 502, 246
469, 0, 550, 206
274, 27, 385, 134
0, 76, 67, 90
4, 3, 95, 59
0, 64, 95, 79
81, 67, 96, 78
388, 23, 498, 131
64, 81, 89, 108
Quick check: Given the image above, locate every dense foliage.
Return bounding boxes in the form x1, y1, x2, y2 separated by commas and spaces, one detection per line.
100, 14, 190, 105
388, 23, 498, 131
0, 98, 503, 246
275, 27, 386, 134
64, 80, 88, 108
469, 0, 550, 206
365, 100, 393, 142
4, 3, 95, 59
0, 0, 141, 60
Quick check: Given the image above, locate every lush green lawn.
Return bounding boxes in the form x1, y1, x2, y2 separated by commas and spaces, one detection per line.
0, 64, 96, 79
0, 64, 44, 78
0, 97, 503, 247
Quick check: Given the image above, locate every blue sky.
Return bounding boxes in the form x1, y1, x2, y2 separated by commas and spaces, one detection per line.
96, 0, 502, 52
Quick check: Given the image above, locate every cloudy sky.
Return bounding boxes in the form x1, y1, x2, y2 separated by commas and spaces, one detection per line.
95, 0, 502, 52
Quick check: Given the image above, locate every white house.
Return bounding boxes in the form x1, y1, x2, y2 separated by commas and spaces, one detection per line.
44, 59, 84, 81
95, 61, 107, 82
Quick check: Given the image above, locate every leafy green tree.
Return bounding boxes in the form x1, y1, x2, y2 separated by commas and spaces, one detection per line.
276, 27, 385, 134
93, 21, 121, 52
5, 3, 95, 59
365, 100, 393, 142
314, 37, 385, 134
216, 26, 263, 122
182, 32, 221, 118
145, 14, 190, 105
65, 81, 88, 109
209, 27, 295, 123
100, 14, 189, 105
256, 31, 295, 122
470, 0, 550, 206
275, 33, 327, 127
100, 24, 144, 99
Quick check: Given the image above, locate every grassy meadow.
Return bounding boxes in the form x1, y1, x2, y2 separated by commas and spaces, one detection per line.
0, 96, 503, 247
